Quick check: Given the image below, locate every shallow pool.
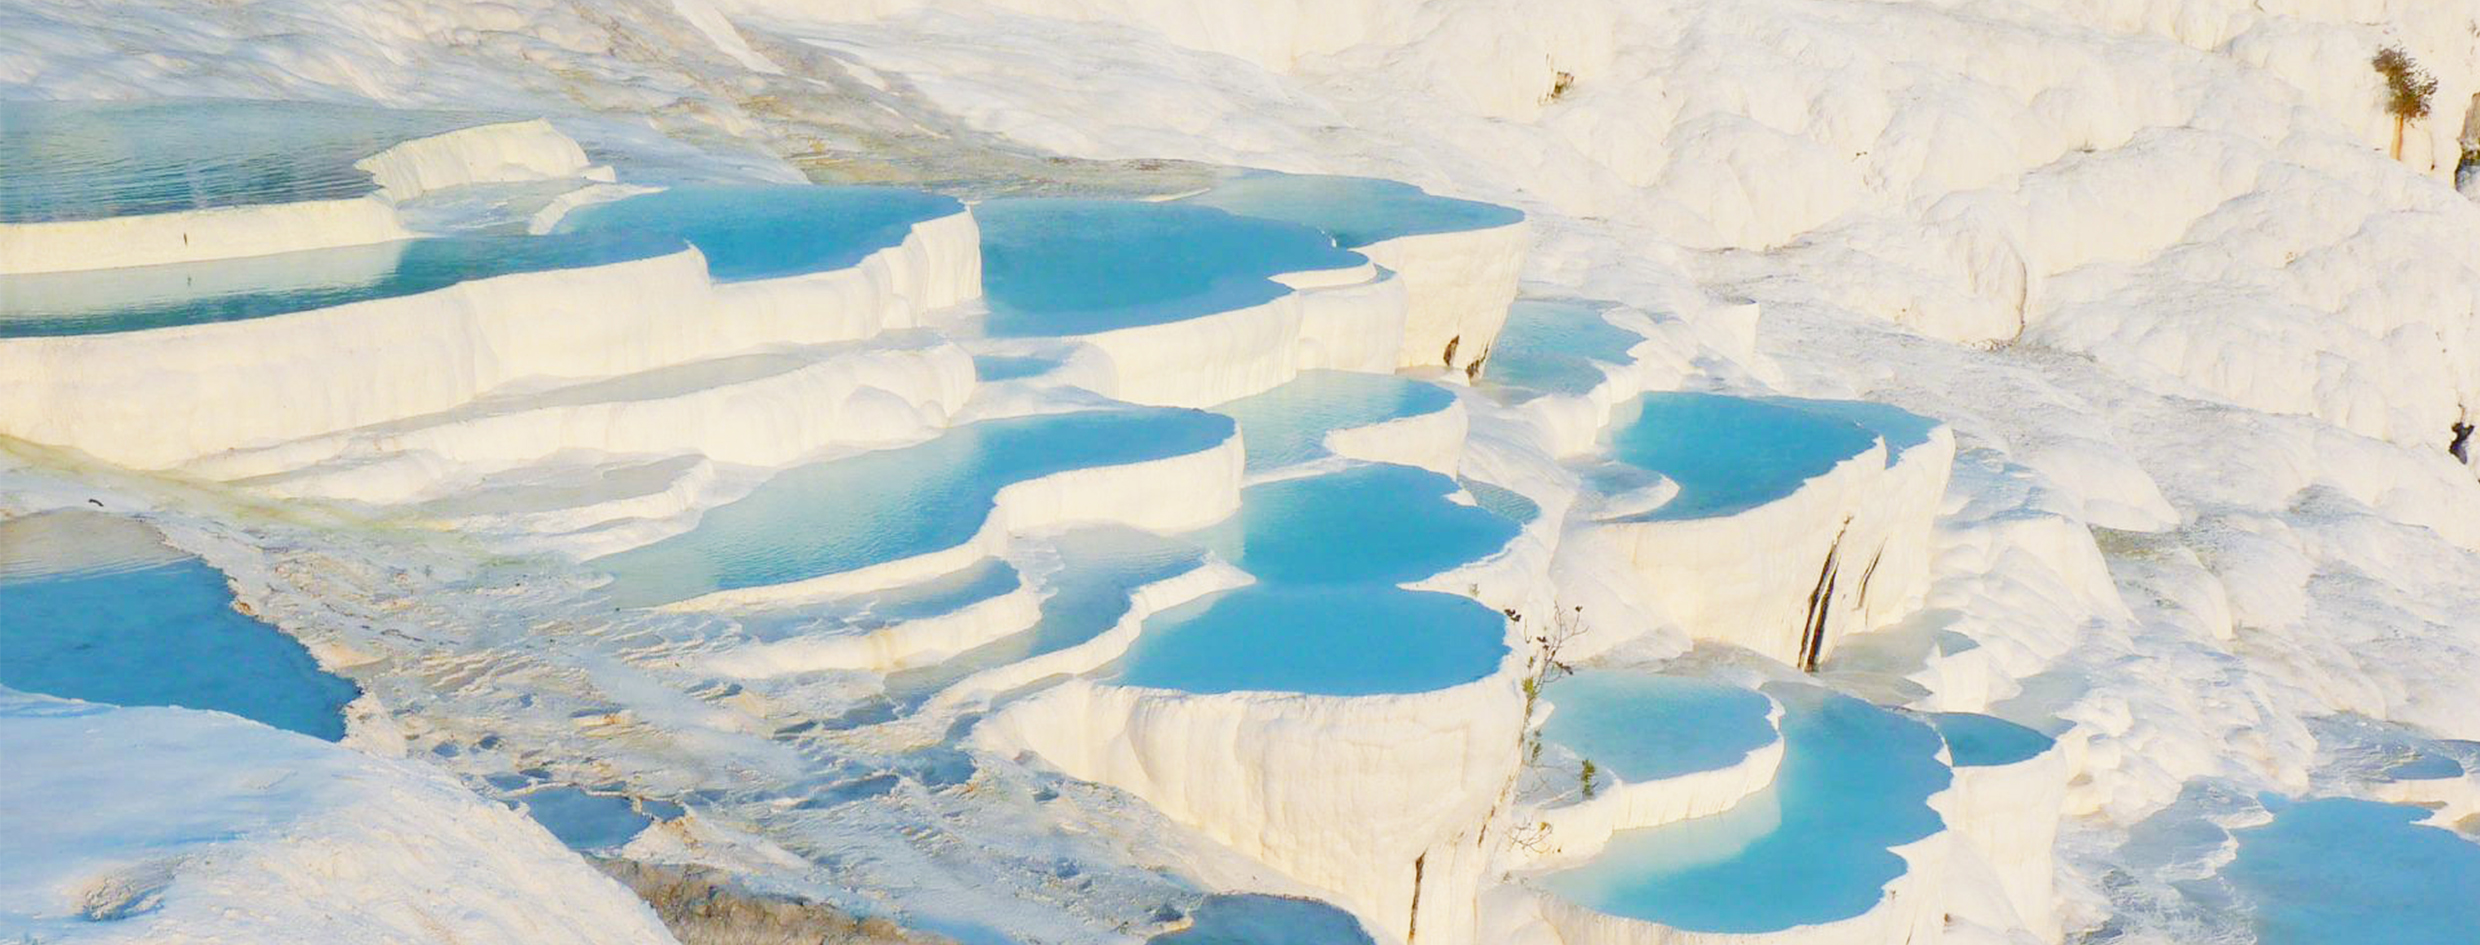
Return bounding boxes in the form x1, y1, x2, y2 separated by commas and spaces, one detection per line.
885, 529, 1213, 702
977, 198, 1363, 337
0, 99, 489, 223
0, 511, 358, 740
1545, 687, 1950, 932
552, 184, 961, 282
1175, 171, 1523, 249
1928, 712, 2054, 767
1760, 397, 1939, 467
1540, 672, 1777, 782
2223, 796, 2480, 945
1112, 583, 1505, 696
4, 184, 960, 338
513, 785, 653, 851
1214, 370, 1455, 472
594, 407, 1233, 607
1109, 461, 1517, 696
1202, 463, 1518, 585
1483, 300, 1644, 398
1601, 393, 1882, 521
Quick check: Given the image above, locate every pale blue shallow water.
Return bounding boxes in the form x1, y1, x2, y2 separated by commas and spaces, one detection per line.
1759, 397, 1939, 466
1602, 393, 1882, 521
1113, 584, 1505, 696
2, 183, 959, 338
1546, 687, 1950, 932
1540, 672, 1778, 782
972, 354, 1061, 382
2224, 797, 2480, 945
884, 529, 1210, 704
856, 558, 1023, 626
1112, 462, 1515, 696
1928, 712, 2054, 767
1485, 300, 1645, 398
0, 99, 489, 223
1461, 478, 1541, 525
977, 198, 1363, 337
595, 408, 1234, 607
2384, 753, 2465, 780
1175, 170, 1523, 249
1, 230, 676, 337
0, 552, 358, 741
1202, 463, 1519, 585
553, 184, 961, 282
1214, 370, 1455, 472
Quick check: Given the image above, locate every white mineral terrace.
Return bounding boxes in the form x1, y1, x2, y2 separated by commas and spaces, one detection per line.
8, 1, 2478, 943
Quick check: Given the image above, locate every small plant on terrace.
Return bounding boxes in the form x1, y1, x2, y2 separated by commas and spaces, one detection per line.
2372, 46, 2438, 161
1579, 758, 1600, 800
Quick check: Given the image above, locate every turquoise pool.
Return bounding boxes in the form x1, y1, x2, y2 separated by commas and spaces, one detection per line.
1110, 462, 1517, 696
0, 99, 489, 223
1484, 300, 1644, 398
1214, 370, 1455, 472
595, 408, 1234, 607
1112, 584, 1505, 696
1927, 712, 2054, 767
1175, 171, 1523, 249
977, 198, 1363, 338
4, 184, 960, 338
1545, 687, 1950, 932
1540, 672, 1778, 782
1601, 393, 1883, 521
0, 512, 357, 740
2224, 796, 2480, 945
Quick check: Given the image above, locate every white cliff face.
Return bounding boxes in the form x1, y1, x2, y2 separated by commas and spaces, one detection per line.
0, 195, 416, 276
0, 693, 677, 945
976, 672, 1529, 945
1362, 220, 1529, 373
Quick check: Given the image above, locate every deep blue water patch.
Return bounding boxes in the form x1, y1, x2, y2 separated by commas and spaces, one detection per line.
1928, 712, 2054, 767
515, 786, 652, 851
1541, 672, 1778, 782
0, 99, 491, 223
1602, 393, 1880, 521
1215, 370, 1455, 472
595, 408, 1234, 607
2384, 752, 2465, 781
1481, 300, 1644, 399
1545, 688, 1951, 932
1175, 170, 1523, 249
977, 198, 1362, 337
553, 184, 959, 282
2223, 796, 2480, 945
1113, 584, 1505, 696
0, 518, 357, 740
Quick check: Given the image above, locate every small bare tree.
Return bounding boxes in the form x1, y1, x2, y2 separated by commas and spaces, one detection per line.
2372, 46, 2439, 161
